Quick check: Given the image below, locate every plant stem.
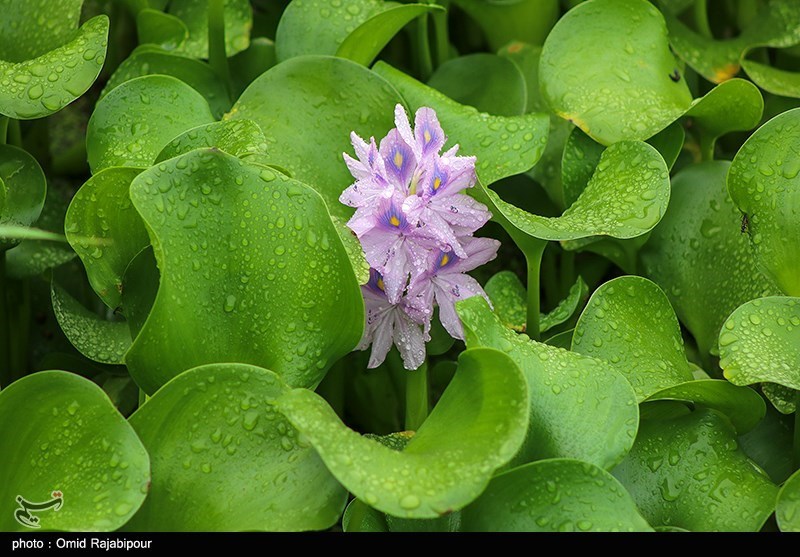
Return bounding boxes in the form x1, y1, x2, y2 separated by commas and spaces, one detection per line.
523, 239, 546, 341
405, 360, 429, 431
208, 0, 232, 97
8, 118, 21, 147
416, 15, 434, 81
0, 252, 10, 387
694, 0, 712, 39
794, 394, 800, 471
0, 117, 8, 144
431, 1, 450, 68
560, 251, 575, 298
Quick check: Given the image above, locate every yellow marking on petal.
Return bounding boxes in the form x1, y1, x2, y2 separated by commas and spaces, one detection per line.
377, 277, 385, 291
393, 151, 404, 169
440, 254, 449, 267
424, 130, 432, 144
390, 215, 401, 227
433, 177, 442, 190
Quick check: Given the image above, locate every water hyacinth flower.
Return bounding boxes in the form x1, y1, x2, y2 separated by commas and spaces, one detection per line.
341, 104, 499, 370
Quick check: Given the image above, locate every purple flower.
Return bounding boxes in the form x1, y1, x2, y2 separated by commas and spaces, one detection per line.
342, 104, 498, 369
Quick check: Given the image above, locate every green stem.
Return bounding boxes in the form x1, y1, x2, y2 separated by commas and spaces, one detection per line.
431, 1, 450, 68
560, 251, 575, 299
523, 239, 547, 341
416, 15, 434, 81
541, 246, 559, 312
794, 394, 800, 471
699, 135, 715, 162
208, 0, 232, 97
694, 0, 712, 39
8, 119, 21, 148
0, 117, 8, 144
0, 253, 10, 388
404, 360, 429, 431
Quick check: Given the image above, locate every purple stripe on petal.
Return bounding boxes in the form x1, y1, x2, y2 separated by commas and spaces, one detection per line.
379, 129, 416, 191
414, 107, 446, 157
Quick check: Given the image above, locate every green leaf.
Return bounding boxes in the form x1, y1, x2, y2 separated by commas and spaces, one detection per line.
641, 161, 780, 356
0, 0, 83, 61
136, 9, 189, 51
342, 499, 388, 532
460, 459, 652, 532
126, 149, 363, 394
644, 380, 765, 434
572, 276, 694, 401
155, 120, 268, 163
763, 382, 797, 415
230, 37, 276, 98
126, 363, 345, 531
719, 297, 800, 390
65, 168, 149, 309
0, 144, 46, 251
451, 0, 559, 51
277, 347, 529, 519
87, 75, 215, 173
742, 58, 800, 99
473, 141, 669, 244
728, 108, 800, 296
0, 371, 149, 532
561, 127, 605, 207
168, 0, 252, 58
0, 16, 109, 119
51, 283, 132, 365
227, 55, 401, 220
373, 61, 550, 186
739, 405, 794, 484
458, 296, 638, 470
102, 46, 231, 118
428, 54, 527, 116
0, 225, 64, 243
612, 409, 777, 531
777, 469, 800, 532
663, 1, 800, 83
539, 0, 692, 145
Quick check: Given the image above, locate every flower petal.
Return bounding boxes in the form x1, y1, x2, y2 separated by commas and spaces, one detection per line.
414, 107, 446, 158
393, 310, 426, 370
379, 128, 417, 192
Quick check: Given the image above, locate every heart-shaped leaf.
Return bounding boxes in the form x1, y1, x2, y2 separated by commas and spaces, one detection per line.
0, 0, 83, 62
65, 168, 149, 309
168, 0, 252, 58
641, 161, 780, 356
277, 347, 529, 519
372, 61, 550, 186
451, 0, 559, 51
0, 371, 149, 531
719, 297, 800, 391
0, 144, 46, 251
126, 363, 345, 531
572, 276, 694, 401
539, 0, 692, 145
777, 469, 800, 532
155, 120, 268, 163
87, 75, 215, 172
227, 55, 401, 220
102, 46, 231, 118
612, 409, 777, 531
51, 283, 132, 365
427, 54, 527, 117
685, 79, 763, 152
458, 296, 638, 470
0, 16, 109, 119
728, 108, 800, 296
125, 149, 363, 393
460, 459, 652, 532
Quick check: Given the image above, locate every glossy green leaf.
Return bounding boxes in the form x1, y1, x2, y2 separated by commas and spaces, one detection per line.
87, 75, 215, 173
613, 409, 777, 531
461, 459, 652, 532
728, 108, 800, 296
51, 283, 131, 365
331, 214, 370, 285
342, 499, 388, 532
0, 0, 83, 61
102, 46, 231, 118
277, 347, 529, 519
458, 296, 638, 470
663, 1, 800, 83
644, 380, 765, 434
642, 162, 780, 356
120, 247, 159, 340
0, 371, 149, 532
739, 405, 794, 484
428, 54, 527, 116
0, 225, 64, 243
763, 383, 797, 415
136, 9, 188, 51
155, 120, 268, 163
230, 37, 276, 98
572, 276, 693, 401
373, 61, 550, 186
777, 469, 800, 532
65, 168, 149, 309
719, 297, 800, 391
126, 149, 363, 394
0, 144, 46, 251
539, 0, 692, 145
168, 0, 252, 58
473, 141, 669, 243
227, 55, 401, 220
0, 16, 109, 119
561, 127, 605, 207
646, 122, 684, 171
451, 0, 559, 51
126, 363, 345, 531
742, 58, 800, 99
484, 270, 586, 334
